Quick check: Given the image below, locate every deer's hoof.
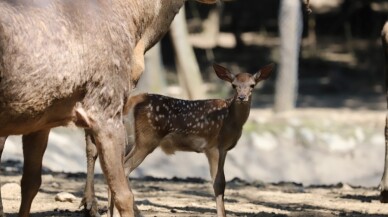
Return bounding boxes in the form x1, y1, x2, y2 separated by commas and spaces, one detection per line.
80, 197, 100, 217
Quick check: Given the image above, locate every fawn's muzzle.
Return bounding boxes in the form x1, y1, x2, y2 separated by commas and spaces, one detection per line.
238, 95, 246, 101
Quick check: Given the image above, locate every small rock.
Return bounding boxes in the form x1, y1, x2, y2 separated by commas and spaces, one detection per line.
4, 166, 19, 172
55, 192, 77, 203
42, 174, 54, 183
51, 182, 60, 188
252, 180, 266, 188
336, 183, 353, 190
227, 177, 250, 187
341, 183, 353, 191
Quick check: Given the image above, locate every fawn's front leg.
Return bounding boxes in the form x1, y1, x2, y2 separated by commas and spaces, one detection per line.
19, 130, 50, 217
206, 148, 227, 217
82, 130, 100, 217
0, 137, 7, 217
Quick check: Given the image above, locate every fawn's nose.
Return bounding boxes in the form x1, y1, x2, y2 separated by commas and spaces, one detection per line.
238, 95, 246, 101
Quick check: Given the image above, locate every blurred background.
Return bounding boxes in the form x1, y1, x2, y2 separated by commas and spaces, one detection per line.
4, 0, 388, 187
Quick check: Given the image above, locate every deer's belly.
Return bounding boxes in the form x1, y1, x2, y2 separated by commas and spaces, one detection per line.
159, 133, 211, 155
0, 90, 84, 136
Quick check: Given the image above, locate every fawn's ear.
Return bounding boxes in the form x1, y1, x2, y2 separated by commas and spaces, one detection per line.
213, 63, 235, 82
254, 63, 275, 83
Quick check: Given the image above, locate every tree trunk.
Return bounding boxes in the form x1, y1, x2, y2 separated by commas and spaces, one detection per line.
170, 6, 206, 100
274, 0, 303, 113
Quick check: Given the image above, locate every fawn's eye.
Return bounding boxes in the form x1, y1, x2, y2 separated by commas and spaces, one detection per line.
250, 85, 255, 88
232, 84, 237, 88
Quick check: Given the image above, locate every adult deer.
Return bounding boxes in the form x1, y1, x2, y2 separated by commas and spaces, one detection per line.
0, 0, 216, 216
84, 63, 274, 216
380, 21, 388, 203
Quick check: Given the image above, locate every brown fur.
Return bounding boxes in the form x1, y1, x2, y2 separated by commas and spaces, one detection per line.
0, 0, 217, 216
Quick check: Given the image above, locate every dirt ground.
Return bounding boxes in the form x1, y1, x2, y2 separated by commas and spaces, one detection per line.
1, 169, 388, 217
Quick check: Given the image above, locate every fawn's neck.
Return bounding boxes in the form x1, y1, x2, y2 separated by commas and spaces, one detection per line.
226, 95, 252, 127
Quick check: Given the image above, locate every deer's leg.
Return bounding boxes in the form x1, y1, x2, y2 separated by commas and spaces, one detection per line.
107, 144, 154, 217
380, 22, 388, 203
19, 130, 50, 217
107, 187, 141, 217
205, 148, 227, 217
0, 137, 7, 217
104, 147, 149, 217
92, 120, 134, 217
107, 189, 115, 217
81, 130, 100, 217
381, 115, 388, 202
